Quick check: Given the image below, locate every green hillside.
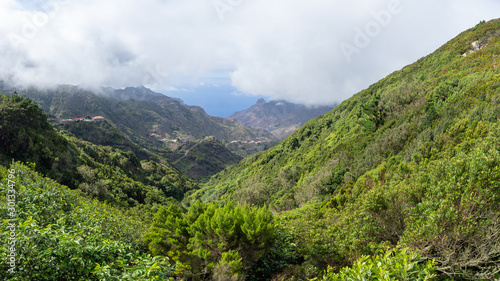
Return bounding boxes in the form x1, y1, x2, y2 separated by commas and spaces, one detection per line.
11, 85, 277, 156
0, 162, 178, 280
0, 93, 196, 212
184, 19, 500, 279
0, 86, 277, 179
1, 19, 500, 281
167, 136, 242, 180
192, 19, 500, 210
54, 120, 144, 157
55, 120, 244, 180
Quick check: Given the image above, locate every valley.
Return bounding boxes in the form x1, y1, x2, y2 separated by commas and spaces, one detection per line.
1, 17, 500, 281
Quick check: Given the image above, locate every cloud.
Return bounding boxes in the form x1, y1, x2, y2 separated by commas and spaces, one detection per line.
228, 0, 500, 105
1, 0, 499, 105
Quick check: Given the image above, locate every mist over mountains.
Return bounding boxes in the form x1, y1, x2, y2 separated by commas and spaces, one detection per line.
1, 7, 500, 280
0, 81, 330, 179
2, 0, 498, 107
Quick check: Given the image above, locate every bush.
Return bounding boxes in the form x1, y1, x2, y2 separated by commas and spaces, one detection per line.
144, 201, 276, 279
314, 247, 436, 281
0, 162, 174, 280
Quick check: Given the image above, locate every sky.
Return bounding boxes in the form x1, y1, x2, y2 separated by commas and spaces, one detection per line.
1, 0, 499, 116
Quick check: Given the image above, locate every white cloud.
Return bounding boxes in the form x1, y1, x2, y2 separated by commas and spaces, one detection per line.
1, 0, 499, 105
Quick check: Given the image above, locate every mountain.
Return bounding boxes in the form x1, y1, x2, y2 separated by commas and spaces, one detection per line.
103, 85, 176, 102
0, 85, 278, 179
230, 98, 335, 139
2, 18, 500, 281
186, 19, 500, 279
0, 94, 196, 208
13, 85, 276, 147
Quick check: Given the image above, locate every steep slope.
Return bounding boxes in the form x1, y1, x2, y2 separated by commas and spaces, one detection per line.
54, 119, 151, 160
0, 93, 79, 186
167, 136, 242, 180
185, 19, 500, 279
10, 85, 277, 154
193, 19, 500, 210
230, 99, 335, 139
179, 19, 500, 279
0, 85, 278, 178
0, 94, 195, 209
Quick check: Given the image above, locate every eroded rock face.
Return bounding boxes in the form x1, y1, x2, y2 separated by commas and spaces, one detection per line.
463, 40, 486, 57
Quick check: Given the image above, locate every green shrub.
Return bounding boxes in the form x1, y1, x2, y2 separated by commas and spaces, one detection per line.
144, 200, 276, 278
314, 247, 436, 281
0, 162, 175, 280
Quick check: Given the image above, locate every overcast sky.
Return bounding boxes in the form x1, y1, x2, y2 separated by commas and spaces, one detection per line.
1, 0, 499, 110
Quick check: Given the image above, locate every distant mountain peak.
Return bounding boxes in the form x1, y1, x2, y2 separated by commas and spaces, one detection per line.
230, 99, 335, 139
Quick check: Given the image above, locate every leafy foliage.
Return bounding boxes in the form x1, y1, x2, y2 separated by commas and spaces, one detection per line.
0, 162, 177, 280
187, 19, 500, 279
0, 93, 196, 212
144, 201, 276, 279
55, 119, 152, 160
0, 93, 79, 187
314, 247, 436, 281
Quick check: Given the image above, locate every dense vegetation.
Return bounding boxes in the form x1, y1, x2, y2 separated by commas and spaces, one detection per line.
1, 19, 500, 280
187, 19, 500, 279
54, 119, 152, 160
4, 85, 277, 158
0, 93, 196, 214
314, 247, 436, 281
144, 201, 275, 279
0, 162, 177, 280
0, 94, 78, 186
54, 116, 242, 180
168, 136, 242, 180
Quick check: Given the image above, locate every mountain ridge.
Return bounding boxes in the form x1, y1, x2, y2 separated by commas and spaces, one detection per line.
181, 18, 500, 279
195, 19, 500, 209
0, 84, 278, 179
230, 99, 335, 139
1, 18, 500, 281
